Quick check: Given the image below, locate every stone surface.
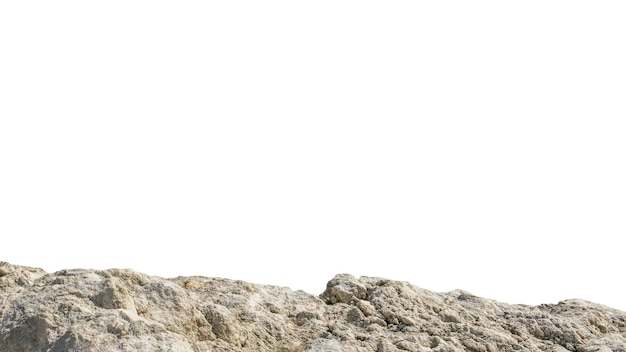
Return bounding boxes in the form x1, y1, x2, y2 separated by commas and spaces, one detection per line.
1, 262, 625, 351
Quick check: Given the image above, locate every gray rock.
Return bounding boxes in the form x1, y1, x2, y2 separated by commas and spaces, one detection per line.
1, 262, 625, 351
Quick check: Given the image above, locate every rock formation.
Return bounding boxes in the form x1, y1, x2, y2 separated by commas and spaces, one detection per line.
1, 262, 624, 351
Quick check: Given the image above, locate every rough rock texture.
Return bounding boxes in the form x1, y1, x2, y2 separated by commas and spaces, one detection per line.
1, 262, 625, 352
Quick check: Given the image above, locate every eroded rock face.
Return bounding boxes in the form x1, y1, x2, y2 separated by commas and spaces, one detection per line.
1, 262, 625, 351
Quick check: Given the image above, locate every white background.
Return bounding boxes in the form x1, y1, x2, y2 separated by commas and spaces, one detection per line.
1, 1, 624, 311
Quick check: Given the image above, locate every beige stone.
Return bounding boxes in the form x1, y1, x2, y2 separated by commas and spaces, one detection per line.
1, 262, 625, 351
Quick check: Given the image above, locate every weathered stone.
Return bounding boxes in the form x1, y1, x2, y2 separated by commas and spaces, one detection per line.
93, 278, 136, 311
0, 261, 625, 352
303, 338, 346, 351
321, 273, 368, 304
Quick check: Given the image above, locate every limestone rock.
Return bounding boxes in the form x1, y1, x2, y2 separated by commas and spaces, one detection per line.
1, 262, 625, 351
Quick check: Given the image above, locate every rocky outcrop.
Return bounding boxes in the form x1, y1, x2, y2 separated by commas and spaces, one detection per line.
1, 262, 625, 351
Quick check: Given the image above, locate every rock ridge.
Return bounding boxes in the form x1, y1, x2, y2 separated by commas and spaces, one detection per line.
1, 262, 624, 351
